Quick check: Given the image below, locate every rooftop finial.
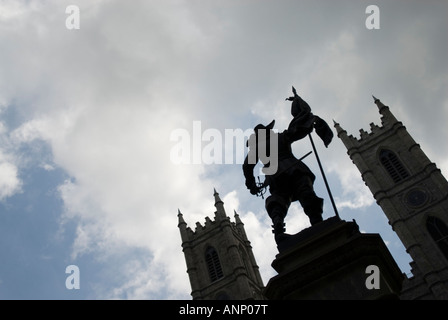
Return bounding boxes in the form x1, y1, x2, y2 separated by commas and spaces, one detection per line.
177, 208, 187, 228
213, 188, 222, 203
333, 119, 345, 135
213, 188, 226, 219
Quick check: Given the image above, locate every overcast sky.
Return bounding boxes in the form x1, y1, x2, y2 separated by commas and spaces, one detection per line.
0, 0, 447, 299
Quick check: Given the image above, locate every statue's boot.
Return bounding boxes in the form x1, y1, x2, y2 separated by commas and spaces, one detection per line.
304, 196, 324, 226
270, 211, 288, 244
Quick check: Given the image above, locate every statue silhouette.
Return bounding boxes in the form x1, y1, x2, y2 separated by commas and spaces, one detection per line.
243, 87, 333, 243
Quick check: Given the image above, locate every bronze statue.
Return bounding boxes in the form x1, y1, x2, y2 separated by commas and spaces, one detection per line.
243, 87, 333, 244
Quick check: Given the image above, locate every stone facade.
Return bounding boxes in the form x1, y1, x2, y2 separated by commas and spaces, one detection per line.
335, 97, 448, 299
178, 189, 265, 300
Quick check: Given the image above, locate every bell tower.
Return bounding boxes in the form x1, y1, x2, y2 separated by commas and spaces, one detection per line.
178, 189, 265, 300
334, 96, 448, 299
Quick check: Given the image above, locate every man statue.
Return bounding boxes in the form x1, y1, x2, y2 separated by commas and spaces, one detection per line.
243, 87, 333, 243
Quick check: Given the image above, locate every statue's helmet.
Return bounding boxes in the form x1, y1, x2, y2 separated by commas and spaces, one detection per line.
246, 120, 275, 147
254, 119, 275, 132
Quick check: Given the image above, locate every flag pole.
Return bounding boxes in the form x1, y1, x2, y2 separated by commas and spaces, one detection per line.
308, 133, 340, 219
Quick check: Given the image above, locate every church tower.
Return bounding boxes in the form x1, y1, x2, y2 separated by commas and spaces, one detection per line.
178, 189, 265, 300
334, 96, 448, 299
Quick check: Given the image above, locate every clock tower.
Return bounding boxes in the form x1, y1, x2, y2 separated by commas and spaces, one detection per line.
334, 96, 448, 299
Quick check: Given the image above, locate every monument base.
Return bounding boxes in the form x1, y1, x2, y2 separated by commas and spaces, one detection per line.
264, 217, 404, 300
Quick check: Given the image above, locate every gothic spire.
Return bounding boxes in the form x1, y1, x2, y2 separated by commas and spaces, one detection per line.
234, 210, 249, 241
213, 188, 223, 204
333, 119, 345, 136
372, 95, 386, 111
178, 209, 186, 225
234, 210, 243, 225
177, 209, 189, 242
213, 188, 227, 220
333, 118, 358, 149
372, 95, 398, 126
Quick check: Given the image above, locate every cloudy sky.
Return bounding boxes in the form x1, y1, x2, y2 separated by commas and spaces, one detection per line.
0, 0, 447, 299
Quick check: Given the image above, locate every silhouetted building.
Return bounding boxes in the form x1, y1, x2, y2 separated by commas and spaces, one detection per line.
335, 97, 448, 299
178, 189, 265, 299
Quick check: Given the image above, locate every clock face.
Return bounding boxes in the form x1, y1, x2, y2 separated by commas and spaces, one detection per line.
406, 189, 428, 207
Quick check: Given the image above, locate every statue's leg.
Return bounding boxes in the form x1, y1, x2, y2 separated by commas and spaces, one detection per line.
295, 177, 324, 225
265, 194, 290, 239
301, 193, 324, 225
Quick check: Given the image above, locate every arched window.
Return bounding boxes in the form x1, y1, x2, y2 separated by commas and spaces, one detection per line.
205, 247, 223, 282
427, 216, 448, 260
379, 149, 410, 183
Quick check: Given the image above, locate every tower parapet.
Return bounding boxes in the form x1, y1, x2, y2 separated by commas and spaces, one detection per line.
178, 189, 264, 300
334, 96, 405, 153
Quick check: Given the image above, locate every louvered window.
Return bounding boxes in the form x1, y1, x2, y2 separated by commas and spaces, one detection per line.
205, 247, 223, 282
379, 149, 410, 183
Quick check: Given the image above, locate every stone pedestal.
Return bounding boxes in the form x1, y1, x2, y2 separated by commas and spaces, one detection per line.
264, 217, 404, 300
